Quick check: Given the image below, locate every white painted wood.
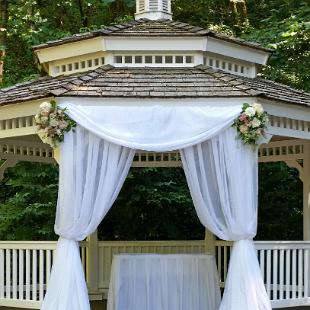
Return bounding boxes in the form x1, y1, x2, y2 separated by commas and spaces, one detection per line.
25, 250, 30, 300
292, 249, 297, 299
12, 250, 17, 299
286, 249, 291, 299
298, 249, 303, 298
6, 249, 11, 299
39, 250, 44, 301
19, 250, 24, 300
279, 249, 284, 299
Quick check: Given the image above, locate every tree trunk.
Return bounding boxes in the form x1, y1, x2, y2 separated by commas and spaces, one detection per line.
0, 0, 8, 83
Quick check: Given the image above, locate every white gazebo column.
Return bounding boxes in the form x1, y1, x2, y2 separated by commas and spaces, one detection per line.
303, 141, 310, 241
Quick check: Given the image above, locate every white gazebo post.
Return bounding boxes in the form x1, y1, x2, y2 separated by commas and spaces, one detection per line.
205, 229, 216, 256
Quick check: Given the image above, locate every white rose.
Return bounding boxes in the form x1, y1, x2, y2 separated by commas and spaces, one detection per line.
50, 118, 59, 127
245, 107, 256, 117
251, 118, 261, 128
40, 116, 49, 124
39, 101, 52, 113
252, 103, 264, 115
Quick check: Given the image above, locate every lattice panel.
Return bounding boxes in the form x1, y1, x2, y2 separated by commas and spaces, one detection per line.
0, 116, 34, 130
0, 140, 54, 163
132, 140, 306, 167
269, 115, 310, 133
204, 55, 252, 77
259, 140, 306, 162
52, 56, 105, 76
132, 151, 182, 167
114, 54, 194, 67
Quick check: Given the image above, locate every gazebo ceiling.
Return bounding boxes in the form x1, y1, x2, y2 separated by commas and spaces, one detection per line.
32, 19, 272, 53
0, 65, 309, 107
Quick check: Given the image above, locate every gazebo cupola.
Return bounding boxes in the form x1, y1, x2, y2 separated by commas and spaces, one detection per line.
135, 0, 172, 20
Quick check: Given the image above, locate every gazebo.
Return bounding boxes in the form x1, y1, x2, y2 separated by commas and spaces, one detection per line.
0, 0, 310, 309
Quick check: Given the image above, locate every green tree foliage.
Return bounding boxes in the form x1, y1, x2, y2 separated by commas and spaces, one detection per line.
99, 168, 204, 241
0, 162, 58, 240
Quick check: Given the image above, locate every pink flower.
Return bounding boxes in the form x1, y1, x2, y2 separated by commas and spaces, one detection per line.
58, 120, 68, 130
239, 113, 248, 122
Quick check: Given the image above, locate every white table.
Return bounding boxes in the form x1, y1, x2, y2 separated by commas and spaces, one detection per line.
107, 254, 221, 310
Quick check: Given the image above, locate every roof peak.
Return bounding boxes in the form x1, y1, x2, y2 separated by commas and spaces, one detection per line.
32, 19, 271, 53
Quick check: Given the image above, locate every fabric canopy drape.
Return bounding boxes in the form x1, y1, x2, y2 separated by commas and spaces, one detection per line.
58, 98, 243, 151
181, 128, 271, 310
41, 98, 271, 310
41, 126, 135, 310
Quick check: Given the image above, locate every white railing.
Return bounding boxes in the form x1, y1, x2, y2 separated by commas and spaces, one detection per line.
0, 241, 87, 309
0, 242, 56, 309
215, 240, 310, 308
1, 240, 310, 308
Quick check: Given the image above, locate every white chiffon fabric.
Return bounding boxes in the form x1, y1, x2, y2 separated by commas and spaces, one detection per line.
41, 99, 271, 310
58, 98, 242, 151
107, 254, 221, 310
41, 126, 135, 310
181, 128, 271, 310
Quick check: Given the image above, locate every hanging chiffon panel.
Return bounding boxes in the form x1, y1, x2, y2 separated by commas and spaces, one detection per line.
41, 97, 271, 310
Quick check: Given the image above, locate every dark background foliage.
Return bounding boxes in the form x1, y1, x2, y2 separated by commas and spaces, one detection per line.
0, 0, 308, 241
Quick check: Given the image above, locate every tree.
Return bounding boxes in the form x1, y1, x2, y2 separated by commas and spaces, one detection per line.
0, 0, 8, 83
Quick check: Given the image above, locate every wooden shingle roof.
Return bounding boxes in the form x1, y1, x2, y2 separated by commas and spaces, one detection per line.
0, 65, 309, 107
32, 19, 271, 53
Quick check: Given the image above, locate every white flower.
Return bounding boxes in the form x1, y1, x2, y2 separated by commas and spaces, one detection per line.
239, 125, 249, 133
245, 106, 256, 117
40, 116, 49, 124
252, 103, 264, 115
251, 118, 261, 128
50, 118, 59, 127
39, 101, 52, 113
58, 120, 68, 130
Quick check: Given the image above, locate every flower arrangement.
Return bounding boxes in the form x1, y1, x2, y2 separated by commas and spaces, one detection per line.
233, 103, 269, 146
35, 100, 76, 148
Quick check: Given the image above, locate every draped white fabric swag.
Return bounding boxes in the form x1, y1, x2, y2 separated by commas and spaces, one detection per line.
181, 128, 271, 310
42, 99, 271, 310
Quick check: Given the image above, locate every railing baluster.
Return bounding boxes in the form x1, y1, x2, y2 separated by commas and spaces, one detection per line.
279, 249, 284, 300
39, 250, 44, 301
266, 250, 271, 299
25, 249, 30, 300
273, 250, 278, 300
19, 249, 24, 300
46, 250, 51, 285
12, 249, 17, 299
32, 249, 37, 301
286, 249, 291, 299
6, 249, 11, 299
292, 249, 297, 299
298, 249, 303, 298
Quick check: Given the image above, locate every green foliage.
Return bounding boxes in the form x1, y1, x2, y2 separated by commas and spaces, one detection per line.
0, 162, 58, 240
99, 168, 204, 241
242, 1, 310, 91
257, 162, 303, 240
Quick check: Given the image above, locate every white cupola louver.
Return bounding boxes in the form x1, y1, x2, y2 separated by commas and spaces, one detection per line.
135, 0, 172, 20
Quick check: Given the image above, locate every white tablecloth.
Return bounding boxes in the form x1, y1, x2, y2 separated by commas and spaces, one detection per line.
107, 254, 221, 310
